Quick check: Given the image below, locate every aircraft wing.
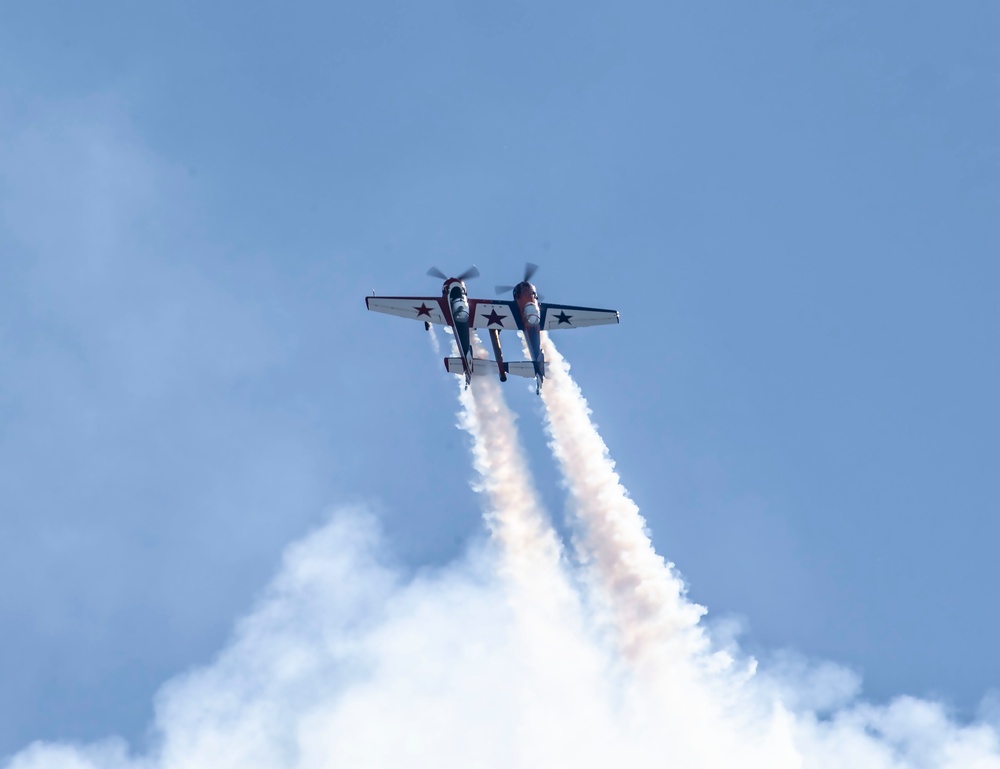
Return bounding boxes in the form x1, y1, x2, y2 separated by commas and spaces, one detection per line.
469, 300, 522, 331
365, 296, 447, 325
540, 303, 619, 330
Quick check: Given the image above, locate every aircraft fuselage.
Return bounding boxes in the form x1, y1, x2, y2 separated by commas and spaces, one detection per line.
443, 278, 474, 387
511, 281, 544, 393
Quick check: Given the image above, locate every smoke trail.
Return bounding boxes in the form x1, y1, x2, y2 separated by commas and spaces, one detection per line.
447, 336, 606, 753
531, 335, 773, 763
426, 324, 441, 356
537, 334, 706, 665
455, 335, 568, 605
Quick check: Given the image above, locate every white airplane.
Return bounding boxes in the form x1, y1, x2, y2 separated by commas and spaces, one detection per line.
366, 264, 619, 393
489, 263, 619, 393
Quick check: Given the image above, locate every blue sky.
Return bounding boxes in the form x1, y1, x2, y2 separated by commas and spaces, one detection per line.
1, 0, 998, 758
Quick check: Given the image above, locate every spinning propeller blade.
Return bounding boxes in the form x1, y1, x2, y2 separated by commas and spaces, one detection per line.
497, 263, 541, 294
428, 265, 479, 281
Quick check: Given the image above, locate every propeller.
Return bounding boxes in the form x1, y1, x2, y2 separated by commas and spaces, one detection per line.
427, 265, 480, 281
495, 263, 540, 295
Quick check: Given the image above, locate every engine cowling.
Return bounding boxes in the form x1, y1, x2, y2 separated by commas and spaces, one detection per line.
523, 301, 540, 326
450, 294, 470, 323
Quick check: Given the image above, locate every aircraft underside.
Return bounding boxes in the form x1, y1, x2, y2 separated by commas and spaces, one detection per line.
365, 263, 618, 395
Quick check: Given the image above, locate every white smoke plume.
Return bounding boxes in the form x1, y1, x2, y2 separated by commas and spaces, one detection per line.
426, 324, 441, 356
537, 333, 706, 667
456, 335, 564, 589
453, 334, 606, 751
458, 388, 565, 607
7, 340, 1000, 769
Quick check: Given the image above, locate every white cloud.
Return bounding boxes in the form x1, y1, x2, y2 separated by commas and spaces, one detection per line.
7, 504, 1000, 769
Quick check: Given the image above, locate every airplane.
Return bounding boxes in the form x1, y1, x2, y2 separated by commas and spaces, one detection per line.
365, 265, 500, 388
365, 264, 619, 393
490, 263, 619, 393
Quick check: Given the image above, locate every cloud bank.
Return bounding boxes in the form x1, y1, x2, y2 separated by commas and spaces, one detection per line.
8, 337, 1000, 769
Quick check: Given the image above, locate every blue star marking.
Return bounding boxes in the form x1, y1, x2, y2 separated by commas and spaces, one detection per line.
554, 310, 573, 325
484, 309, 507, 326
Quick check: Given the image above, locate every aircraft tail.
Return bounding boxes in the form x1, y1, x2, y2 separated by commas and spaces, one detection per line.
503, 361, 536, 379
444, 357, 492, 377
444, 358, 537, 379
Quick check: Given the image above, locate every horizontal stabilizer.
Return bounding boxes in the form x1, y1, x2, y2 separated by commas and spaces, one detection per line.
444, 357, 497, 377
503, 361, 538, 379
444, 358, 540, 378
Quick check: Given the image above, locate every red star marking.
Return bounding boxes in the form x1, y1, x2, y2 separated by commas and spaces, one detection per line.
414, 303, 433, 317
484, 309, 507, 326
